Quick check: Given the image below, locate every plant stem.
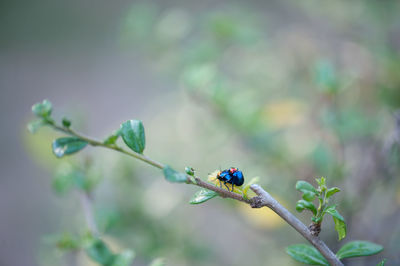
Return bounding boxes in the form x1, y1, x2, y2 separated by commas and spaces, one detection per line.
49, 122, 342, 265
52, 124, 164, 169
52, 123, 249, 202
250, 184, 343, 266
79, 191, 99, 236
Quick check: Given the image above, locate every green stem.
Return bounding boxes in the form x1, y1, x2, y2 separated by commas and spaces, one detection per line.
52, 124, 164, 169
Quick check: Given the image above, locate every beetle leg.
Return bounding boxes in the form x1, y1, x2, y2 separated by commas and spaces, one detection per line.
219, 180, 222, 188
224, 182, 230, 191
231, 184, 234, 192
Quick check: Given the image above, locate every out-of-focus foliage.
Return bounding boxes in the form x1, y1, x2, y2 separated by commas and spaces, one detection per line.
118, 1, 400, 265
25, 1, 400, 266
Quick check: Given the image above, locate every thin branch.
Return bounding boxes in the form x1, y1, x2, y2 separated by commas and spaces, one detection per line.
250, 184, 343, 266
48, 122, 342, 265
52, 124, 164, 169
193, 177, 252, 204
78, 191, 99, 236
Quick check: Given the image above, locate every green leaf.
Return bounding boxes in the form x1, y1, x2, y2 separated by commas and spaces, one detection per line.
52, 164, 75, 194
53, 163, 92, 194
314, 60, 338, 94
54, 233, 80, 251
182, 64, 217, 90
104, 129, 122, 145
62, 117, 71, 128
336, 241, 383, 259
52, 137, 88, 158
296, 181, 318, 194
377, 259, 387, 266
302, 191, 316, 202
149, 258, 165, 266
296, 200, 317, 215
185, 166, 195, 176
242, 176, 259, 200
32, 99, 52, 118
85, 239, 115, 265
333, 216, 346, 241
324, 206, 346, 240
286, 244, 329, 266
96, 209, 120, 232
111, 250, 135, 266
120, 120, 146, 153
312, 216, 323, 223
189, 189, 218, 204
27, 119, 45, 134
316, 177, 326, 187
326, 187, 340, 198
163, 165, 188, 183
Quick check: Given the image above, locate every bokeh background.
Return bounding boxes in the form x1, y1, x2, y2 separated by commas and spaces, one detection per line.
1, 0, 400, 265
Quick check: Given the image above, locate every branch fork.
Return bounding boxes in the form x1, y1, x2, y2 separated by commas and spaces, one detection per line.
249, 184, 343, 266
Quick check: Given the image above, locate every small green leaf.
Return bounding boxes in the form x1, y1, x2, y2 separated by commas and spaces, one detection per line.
296, 181, 318, 193
53, 163, 92, 194
62, 117, 71, 128
296, 200, 317, 215
185, 166, 195, 176
377, 259, 387, 266
316, 177, 326, 187
312, 216, 323, 223
302, 191, 316, 202
27, 119, 45, 134
32, 99, 52, 118
286, 244, 329, 266
96, 209, 120, 232
314, 60, 338, 94
324, 206, 346, 240
190, 189, 218, 204
333, 216, 346, 241
52, 137, 88, 158
111, 250, 135, 266
54, 233, 80, 251
242, 176, 259, 200
336, 241, 383, 259
149, 258, 165, 266
296, 204, 304, 212
85, 239, 115, 265
326, 187, 340, 198
104, 129, 122, 145
163, 165, 188, 183
52, 164, 75, 194
104, 135, 119, 145
120, 120, 145, 153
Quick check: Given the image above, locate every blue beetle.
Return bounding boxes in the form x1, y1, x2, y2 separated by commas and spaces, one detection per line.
216, 167, 244, 191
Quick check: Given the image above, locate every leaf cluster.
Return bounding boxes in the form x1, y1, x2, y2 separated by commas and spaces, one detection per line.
52, 233, 135, 266
295, 177, 345, 240
28, 99, 54, 133
286, 241, 384, 266
52, 162, 100, 195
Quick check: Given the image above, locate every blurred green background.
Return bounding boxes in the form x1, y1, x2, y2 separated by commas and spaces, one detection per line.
1, 0, 400, 265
